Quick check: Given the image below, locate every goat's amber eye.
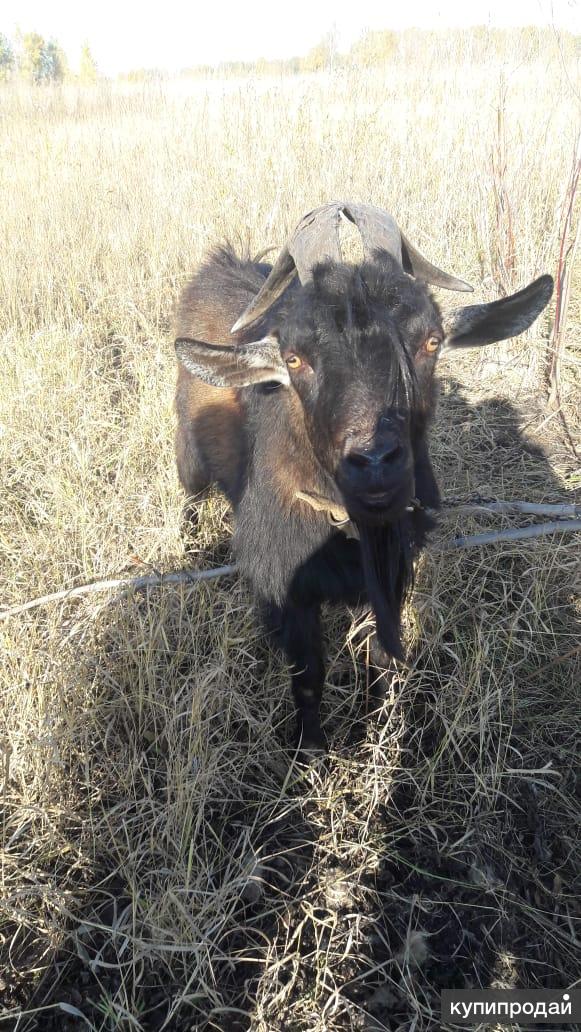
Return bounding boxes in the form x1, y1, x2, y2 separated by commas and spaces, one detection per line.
286, 354, 302, 370
425, 337, 441, 354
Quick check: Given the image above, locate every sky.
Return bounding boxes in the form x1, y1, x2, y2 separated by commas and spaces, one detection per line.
3, 0, 579, 75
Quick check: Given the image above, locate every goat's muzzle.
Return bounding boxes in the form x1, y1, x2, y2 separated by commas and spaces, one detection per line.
337, 430, 414, 524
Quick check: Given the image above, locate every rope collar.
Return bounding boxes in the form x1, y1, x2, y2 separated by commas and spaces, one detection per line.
295, 489, 423, 538
295, 489, 351, 526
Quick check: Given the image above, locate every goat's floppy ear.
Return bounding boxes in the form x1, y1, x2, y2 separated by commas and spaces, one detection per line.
175, 335, 289, 388
442, 275, 553, 349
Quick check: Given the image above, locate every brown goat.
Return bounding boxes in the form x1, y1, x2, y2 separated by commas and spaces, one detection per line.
174, 203, 553, 755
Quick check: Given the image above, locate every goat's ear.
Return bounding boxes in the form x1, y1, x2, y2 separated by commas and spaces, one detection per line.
175, 335, 289, 388
442, 275, 553, 349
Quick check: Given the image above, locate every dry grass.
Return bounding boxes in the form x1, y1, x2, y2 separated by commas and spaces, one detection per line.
1, 37, 580, 1032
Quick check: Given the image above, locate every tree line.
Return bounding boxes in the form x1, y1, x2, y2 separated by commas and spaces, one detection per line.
0, 25, 577, 85
0, 32, 98, 83
144, 27, 579, 81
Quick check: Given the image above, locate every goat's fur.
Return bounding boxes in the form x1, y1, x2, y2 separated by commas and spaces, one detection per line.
174, 241, 552, 753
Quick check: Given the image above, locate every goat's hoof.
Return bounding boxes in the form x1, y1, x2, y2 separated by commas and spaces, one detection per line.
295, 727, 328, 766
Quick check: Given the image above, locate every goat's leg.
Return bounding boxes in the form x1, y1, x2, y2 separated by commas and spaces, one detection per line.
175, 423, 211, 535
267, 601, 326, 754
367, 632, 399, 708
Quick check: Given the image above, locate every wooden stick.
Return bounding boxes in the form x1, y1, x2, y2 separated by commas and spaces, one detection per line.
444, 500, 581, 518
1, 516, 580, 621
0, 566, 237, 622
449, 519, 581, 550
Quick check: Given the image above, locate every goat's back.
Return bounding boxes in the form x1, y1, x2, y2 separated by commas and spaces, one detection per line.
174, 246, 272, 505
174, 245, 272, 344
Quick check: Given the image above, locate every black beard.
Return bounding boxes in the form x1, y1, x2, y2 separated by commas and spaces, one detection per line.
355, 509, 435, 660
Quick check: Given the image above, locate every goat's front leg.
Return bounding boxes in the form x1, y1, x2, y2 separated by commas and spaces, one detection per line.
367, 631, 398, 709
267, 601, 326, 755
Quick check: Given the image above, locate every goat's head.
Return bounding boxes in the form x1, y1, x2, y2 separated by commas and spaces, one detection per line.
176, 202, 553, 525
271, 254, 446, 523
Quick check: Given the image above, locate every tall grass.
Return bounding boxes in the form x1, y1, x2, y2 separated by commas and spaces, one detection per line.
0, 35, 580, 1031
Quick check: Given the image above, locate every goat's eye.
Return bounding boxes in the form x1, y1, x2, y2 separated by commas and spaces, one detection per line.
285, 354, 303, 370
424, 336, 441, 354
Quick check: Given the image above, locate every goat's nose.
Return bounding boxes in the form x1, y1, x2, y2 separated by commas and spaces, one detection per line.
344, 436, 402, 469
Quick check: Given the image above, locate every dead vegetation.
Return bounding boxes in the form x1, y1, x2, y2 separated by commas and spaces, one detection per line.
0, 33, 580, 1031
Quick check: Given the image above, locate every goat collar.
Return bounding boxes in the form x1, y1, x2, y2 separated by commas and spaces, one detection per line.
295, 489, 351, 527
295, 489, 423, 538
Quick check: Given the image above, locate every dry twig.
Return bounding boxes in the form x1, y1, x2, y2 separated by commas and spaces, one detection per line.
0, 566, 237, 621
443, 499, 581, 518
1, 502, 580, 620
547, 133, 581, 457
448, 519, 581, 550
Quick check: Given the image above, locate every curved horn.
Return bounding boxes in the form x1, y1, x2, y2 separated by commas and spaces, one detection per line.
231, 201, 473, 333
231, 204, 346, 333
230, 247, 296, 334
400, 232, 473, 292
343, 202, 473, 292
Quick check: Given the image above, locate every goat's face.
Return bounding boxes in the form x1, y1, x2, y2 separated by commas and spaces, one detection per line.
176, 238, 553, 526
278, 257, 442, 524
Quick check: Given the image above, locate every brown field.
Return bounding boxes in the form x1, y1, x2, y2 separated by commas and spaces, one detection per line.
1, 33, 580, 1031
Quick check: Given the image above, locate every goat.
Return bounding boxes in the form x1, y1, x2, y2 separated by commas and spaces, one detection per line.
174, 202, 553, 754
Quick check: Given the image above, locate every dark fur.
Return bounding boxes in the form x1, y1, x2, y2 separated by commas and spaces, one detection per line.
175, 245, 442, 751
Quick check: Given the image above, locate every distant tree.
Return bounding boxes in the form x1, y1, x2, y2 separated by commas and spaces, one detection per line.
19, 32, 66, 82
43, 40, 66, 81
20, 31, 45, 82
350, 30, 397, 67
79, 42, 98, 82
302, 31, 337, 73
0, 33, 14, 81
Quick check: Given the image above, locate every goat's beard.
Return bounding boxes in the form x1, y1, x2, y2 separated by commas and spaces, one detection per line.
355, 519, 415, 661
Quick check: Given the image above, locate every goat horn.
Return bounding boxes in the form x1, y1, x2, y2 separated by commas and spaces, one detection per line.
230, 247, 296, 334
231, 201, 472, 333
399, 232, 473, 293
344, 202, 473, 292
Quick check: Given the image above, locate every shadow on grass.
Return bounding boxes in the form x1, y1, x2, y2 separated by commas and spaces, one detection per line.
10, 380, 580, 1031
278, 380, 581, 1030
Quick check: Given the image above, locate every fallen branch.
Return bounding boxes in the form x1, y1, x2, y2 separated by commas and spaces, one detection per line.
449, 519, 581, 550
0, 565, 237, 622
443, 500, 581, 518
2, 513, 580, 621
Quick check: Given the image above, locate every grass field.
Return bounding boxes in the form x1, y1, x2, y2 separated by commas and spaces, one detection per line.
1, 33, 580, 1031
